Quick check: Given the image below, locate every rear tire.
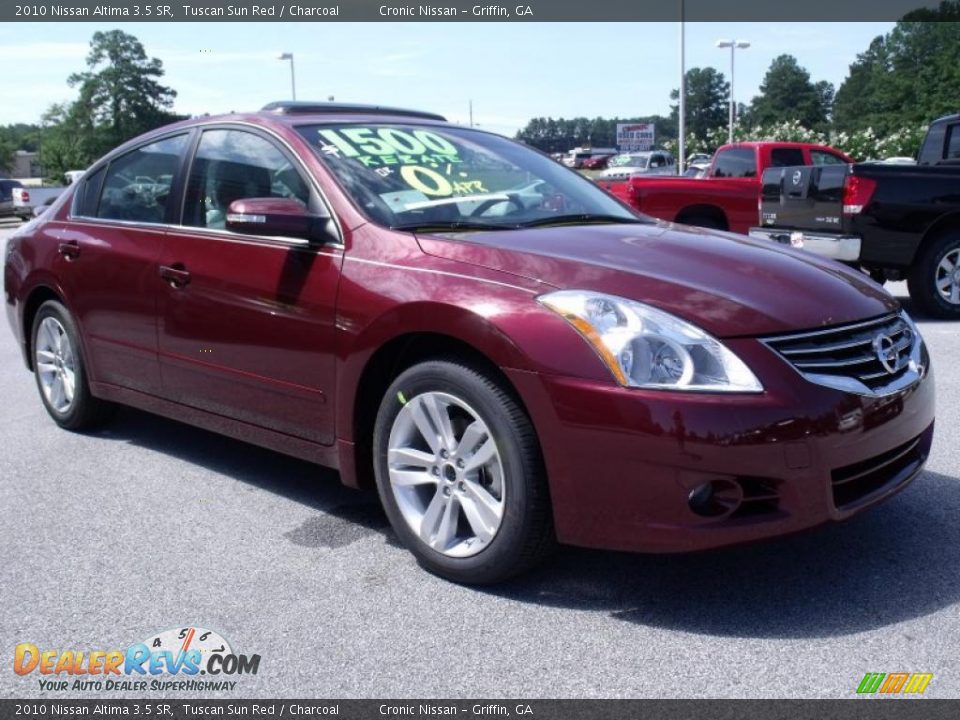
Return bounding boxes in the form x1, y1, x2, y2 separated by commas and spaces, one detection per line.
372, 359, 554, 584
678, 214, 726, 231
907, 231, 960, 319
31, 300, 113, 431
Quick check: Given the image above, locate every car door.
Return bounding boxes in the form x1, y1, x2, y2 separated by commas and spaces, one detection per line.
59, 133, 190, 395
156, 126, 341, 446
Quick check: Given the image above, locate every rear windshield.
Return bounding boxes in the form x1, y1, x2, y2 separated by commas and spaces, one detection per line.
609, 154, 649, 168
770, 148, 805, 167
713, 147, 757, 178
295, 123, 636, 229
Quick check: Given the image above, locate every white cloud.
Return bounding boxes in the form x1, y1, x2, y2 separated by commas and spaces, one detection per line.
0, 42, 87, 61
157, 48, 325, 66
370, 48, 425, 77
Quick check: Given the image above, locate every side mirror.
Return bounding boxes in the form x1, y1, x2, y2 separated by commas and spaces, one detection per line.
225, 197, 334, 244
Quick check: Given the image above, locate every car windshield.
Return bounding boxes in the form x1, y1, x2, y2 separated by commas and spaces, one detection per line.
296, 123, 639, 230
608, 154, 649, 169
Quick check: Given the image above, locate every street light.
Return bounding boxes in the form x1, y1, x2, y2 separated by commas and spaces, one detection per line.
678, 0, 685, 174
277, 52, 296, 100
715, 39, 750, 144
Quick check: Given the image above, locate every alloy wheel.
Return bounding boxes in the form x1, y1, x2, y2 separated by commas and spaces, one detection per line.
935, 248, 960, 305
35, 316, 76, 413
386, 391, 505, 558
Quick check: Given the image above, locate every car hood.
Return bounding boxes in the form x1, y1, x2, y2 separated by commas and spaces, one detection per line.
416, 222, 898, 338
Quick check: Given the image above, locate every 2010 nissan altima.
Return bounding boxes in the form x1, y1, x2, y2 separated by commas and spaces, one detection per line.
3, 102, 935, 583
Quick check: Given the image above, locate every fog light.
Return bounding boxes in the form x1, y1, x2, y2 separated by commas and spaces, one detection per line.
688, 479, 743, 518
688, 483, 713, 509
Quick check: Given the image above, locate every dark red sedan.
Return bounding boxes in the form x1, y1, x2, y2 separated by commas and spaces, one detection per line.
3, 102, 935, 584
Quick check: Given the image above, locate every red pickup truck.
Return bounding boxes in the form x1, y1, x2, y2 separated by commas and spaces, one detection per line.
596, 141, 851, 234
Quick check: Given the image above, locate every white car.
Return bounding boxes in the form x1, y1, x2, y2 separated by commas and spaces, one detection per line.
683, 161, 711, 178
598, 151, 675, 180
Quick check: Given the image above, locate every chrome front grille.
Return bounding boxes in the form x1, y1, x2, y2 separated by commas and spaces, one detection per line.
763, 313, 924, 396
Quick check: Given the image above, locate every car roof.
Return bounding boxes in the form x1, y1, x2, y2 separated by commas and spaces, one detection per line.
260, 101, 447, 122
719, 141, 833, 150
89, 102, 457, 165
932, 113, 960, 124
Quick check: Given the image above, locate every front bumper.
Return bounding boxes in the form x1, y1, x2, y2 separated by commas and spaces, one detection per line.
505, 338, 935, 553
749, 226, 862, 262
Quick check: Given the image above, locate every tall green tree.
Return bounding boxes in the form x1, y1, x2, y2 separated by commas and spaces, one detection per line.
38, 104, 99, 181
832, 37, 890, 133
65, 30, 182, 156
670, 67, 729, 142
746, 55, 832, 132
834, 8, 960, 134
39, 29, 184, 178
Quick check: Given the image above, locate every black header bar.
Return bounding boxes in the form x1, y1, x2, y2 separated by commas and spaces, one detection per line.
0, 0, 950, 22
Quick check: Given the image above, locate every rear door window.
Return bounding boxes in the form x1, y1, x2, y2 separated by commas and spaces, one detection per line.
947, 124, 960, 160
810, 150, 846, 166
712, 147, 757, 177
770, 148, 805, 167
97, 135, 188, 223
72, 165, 106, 217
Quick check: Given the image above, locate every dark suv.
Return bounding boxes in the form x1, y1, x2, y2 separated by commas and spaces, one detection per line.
3, 102, 935, 583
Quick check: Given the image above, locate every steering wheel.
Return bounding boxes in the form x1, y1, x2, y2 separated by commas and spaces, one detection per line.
468, 194, 525, 218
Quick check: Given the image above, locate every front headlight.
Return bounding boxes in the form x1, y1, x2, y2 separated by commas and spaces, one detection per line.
538, 290, 763, 393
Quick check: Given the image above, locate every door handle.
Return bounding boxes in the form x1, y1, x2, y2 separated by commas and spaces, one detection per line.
57, 240, 80, 260
159, 264, 192, 288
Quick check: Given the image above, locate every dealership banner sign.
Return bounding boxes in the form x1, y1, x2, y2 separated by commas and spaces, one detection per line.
616, 123, 656, 152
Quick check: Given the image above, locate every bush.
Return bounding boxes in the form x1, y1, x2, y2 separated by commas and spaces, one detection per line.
665, 120, 928, 162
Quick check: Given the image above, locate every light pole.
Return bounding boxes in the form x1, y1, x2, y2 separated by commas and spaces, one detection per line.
678, 0, 685, 174
715, 39, 749, 144
278, 52, 296, 101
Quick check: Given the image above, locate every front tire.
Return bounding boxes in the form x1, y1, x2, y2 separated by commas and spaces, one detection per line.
31, 300, 112, 431
373, 360, 554, 584
908, 232, 960, 319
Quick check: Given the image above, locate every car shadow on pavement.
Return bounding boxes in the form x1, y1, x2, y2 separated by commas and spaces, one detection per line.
492, 470, 960, 638
102, 406, 393, 546
103, 406, 958, 639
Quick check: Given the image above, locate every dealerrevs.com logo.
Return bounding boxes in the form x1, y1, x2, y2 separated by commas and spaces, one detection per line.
13, 626, 260, 692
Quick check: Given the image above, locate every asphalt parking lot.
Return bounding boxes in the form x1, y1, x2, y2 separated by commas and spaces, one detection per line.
0, 217, 958, 699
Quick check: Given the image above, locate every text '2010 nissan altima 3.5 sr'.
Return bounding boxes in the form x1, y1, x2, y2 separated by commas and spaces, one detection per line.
3, 102, 936, 584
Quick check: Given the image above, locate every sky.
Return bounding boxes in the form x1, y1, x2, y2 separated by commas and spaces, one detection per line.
0, 21, 895, 136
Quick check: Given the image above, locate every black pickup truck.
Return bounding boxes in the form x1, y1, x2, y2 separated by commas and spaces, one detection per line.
750, 113, 960, 319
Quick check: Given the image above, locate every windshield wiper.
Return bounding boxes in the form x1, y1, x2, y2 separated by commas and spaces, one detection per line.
515, 214, 650, 228
391, 221, 511, 233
